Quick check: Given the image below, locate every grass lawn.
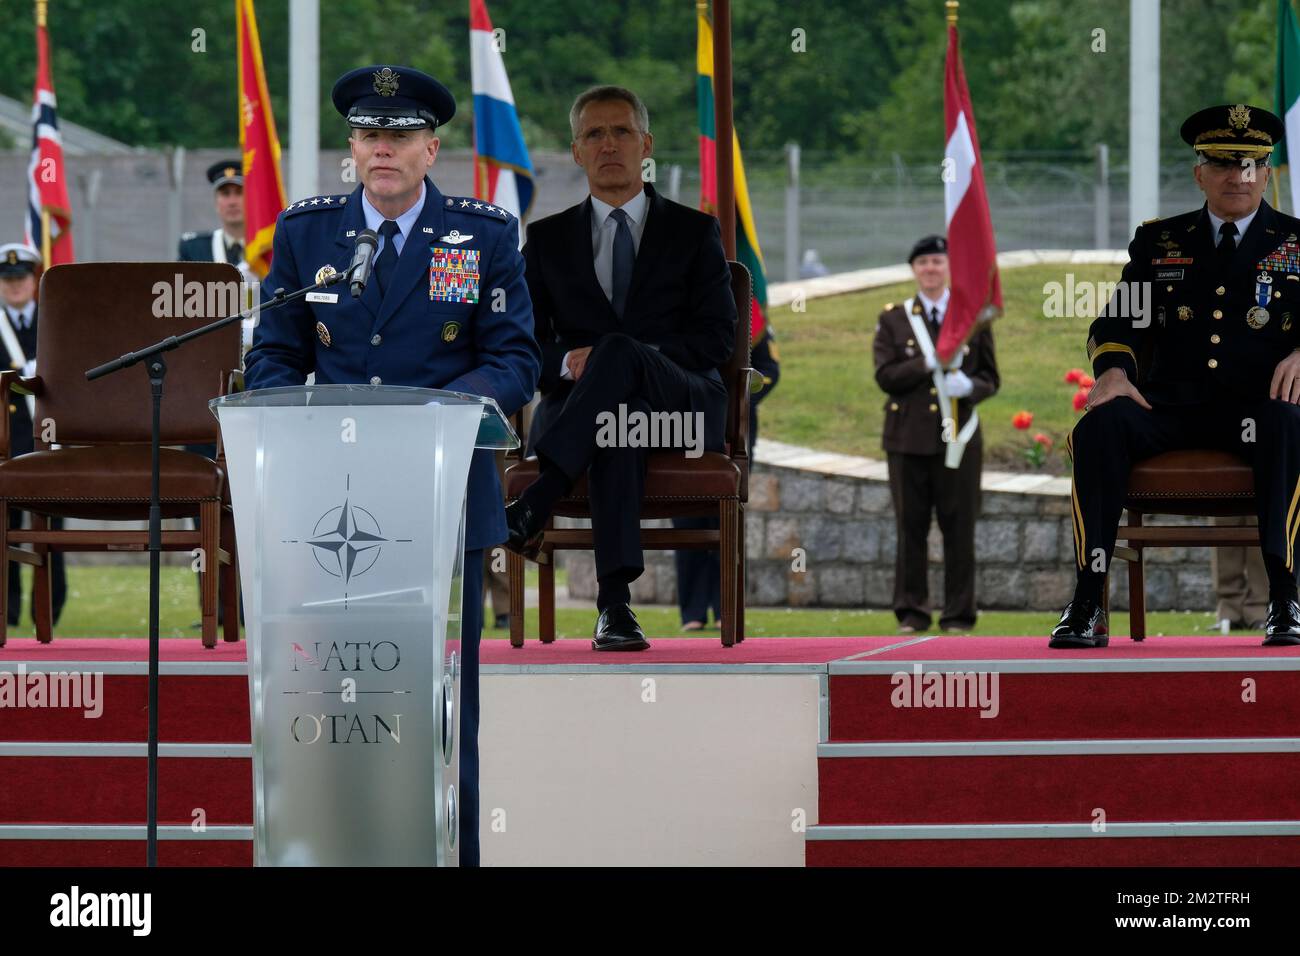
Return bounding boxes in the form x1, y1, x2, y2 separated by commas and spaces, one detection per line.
2, 565, 1242, 643
761, 262, 1125, 474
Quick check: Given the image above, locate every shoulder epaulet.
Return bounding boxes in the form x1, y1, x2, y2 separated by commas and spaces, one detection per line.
442, 196, 514, 221
1142, 217, 1160, 225
180, 231, 198, 241
283, 195, 348, 215
884, 302, 895, 311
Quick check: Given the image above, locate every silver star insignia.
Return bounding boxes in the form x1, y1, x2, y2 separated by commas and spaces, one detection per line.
310, 198, 320, 205
321, 196, 332, 204
472, 202, 483, 209
485, 205, 496, 213
460, 200, 471, 207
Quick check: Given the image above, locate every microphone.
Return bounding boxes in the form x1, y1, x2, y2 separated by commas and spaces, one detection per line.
348, 228, 379, 298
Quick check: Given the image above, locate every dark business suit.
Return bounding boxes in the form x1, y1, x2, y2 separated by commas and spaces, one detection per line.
2, 303, 66, 627
523, 184, 736, 583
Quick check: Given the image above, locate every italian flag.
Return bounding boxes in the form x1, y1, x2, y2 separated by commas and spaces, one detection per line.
941, 19, 1001, 365
697, 8, 767, 341
1276, 0, 1300, 213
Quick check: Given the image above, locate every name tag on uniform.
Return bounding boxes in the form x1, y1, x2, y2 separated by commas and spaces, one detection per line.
1155, 268, 1184, 281
306, 291, 339, 304
429, 245, 480, 304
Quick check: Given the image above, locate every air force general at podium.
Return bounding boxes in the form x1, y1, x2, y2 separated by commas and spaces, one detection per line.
243, 65, 541, 867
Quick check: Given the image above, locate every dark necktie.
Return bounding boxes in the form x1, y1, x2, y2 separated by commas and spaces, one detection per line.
1216, 220, 1238, 272
375, 220, 400, 296
227, 240, 243, 266
608, 208, 635, 318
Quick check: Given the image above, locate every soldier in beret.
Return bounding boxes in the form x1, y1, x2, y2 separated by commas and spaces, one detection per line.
244, 65, 539, 867
1055, 103, 1300, 649
874, 235, 999, 632
0, 243, 66, 629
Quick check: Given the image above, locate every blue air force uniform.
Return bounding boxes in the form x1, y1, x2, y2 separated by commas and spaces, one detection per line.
243, 65, 541, 866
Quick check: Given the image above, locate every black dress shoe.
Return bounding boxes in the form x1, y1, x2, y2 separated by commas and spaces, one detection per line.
592, 603, 650, 652
503, 499, 544, 559
1263, 598, 1300, 646
1048, 598, 1109, 648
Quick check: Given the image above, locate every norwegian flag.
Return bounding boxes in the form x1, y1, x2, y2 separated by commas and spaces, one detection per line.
938, 20, 999, 364
25, 1, 73, 267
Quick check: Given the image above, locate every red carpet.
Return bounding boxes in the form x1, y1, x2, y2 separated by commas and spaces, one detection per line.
3, 634, 1296, 866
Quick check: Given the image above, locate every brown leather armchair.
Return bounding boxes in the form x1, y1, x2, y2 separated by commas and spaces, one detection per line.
0, 262, 243, 648
505, 261, 756, 647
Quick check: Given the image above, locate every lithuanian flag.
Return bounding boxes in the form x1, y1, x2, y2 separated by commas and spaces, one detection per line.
237, 0, 286, 278
697, 5, 768, 341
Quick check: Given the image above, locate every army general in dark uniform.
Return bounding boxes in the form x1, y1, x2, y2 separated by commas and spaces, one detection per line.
1054, 104, 1300, 649
243, 65, 541, 864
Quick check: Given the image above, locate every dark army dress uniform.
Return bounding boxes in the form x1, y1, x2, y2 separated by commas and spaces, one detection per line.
1057, 103, 1300, 648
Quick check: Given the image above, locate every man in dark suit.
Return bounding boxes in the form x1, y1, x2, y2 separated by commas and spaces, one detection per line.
1054, 104, 1300, 649
244, 65, 540, 865
0, 243, 66, 628
508, 85, 737, 651
873, 235, 999, 633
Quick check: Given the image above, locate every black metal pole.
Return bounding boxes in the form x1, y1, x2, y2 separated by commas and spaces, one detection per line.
146, 356, 165, 867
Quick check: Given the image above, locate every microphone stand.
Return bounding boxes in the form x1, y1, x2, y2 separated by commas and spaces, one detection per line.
85, 263, 358, 867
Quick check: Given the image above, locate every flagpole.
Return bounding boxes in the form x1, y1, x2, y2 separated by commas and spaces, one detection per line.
40, 209, 51, 269
712, 0, 736, 259
947, 0, 958, 25
37, 0, 49, 269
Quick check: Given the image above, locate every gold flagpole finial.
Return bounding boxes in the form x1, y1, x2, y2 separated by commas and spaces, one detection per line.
946, 0, 959, 26
696, 0, 708, 14
36, 0, 48, 28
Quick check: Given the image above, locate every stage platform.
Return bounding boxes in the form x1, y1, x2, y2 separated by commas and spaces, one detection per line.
1, 634, 1297, 866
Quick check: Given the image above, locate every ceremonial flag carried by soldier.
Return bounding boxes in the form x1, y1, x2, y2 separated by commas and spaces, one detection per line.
1275, 0, 1300, 213
940, 10, 1001, 364
470, 0, 535, 222
697, 4, 768, 341
25, 0, 73, 268
237, 0, 286, 278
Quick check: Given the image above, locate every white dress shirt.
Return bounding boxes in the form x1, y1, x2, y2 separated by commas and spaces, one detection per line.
361, 181, 426, 257
561, 189, 651, 380
1207, 204, 1258, 246
917, 287, 951, 326
4, 300, 35, 331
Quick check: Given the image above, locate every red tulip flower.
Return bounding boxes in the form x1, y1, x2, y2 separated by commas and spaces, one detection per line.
1064, 368, 1085, 384
1012, 410, 1033, 430
1079, 374, 1095, 389
1072, 388, 1091, 412
1034, 432, 1053, 448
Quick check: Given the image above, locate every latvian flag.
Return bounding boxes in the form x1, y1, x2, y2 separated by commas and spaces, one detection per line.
939, 18, 1001, 365
470, 0, 535, 224
26, 0, 73, 267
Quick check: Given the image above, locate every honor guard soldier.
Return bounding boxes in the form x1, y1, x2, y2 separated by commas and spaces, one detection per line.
1054, 103, 1300, 649
0, 243, 66, 628
243, 65, 541, 866
874, 235, 999, 633
179, 160, 250, 271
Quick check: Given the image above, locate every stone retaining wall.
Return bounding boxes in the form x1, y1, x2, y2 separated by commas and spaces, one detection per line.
562, 440, 1217, 613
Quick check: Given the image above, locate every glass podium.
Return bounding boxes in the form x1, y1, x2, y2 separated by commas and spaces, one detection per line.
211, 384, 517, 866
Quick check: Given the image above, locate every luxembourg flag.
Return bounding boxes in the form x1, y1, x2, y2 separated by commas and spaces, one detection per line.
940, 17, 1001, 365
470, 0, 535, 225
